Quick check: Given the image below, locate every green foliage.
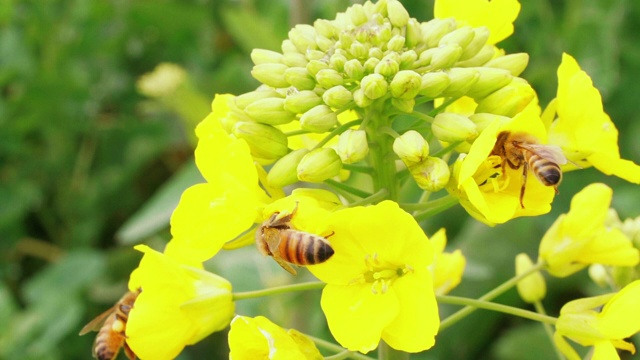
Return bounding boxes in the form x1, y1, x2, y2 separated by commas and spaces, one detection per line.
1, 0, 638, 359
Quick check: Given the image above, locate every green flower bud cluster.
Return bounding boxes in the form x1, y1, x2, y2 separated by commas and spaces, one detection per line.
392, 131, 449, 192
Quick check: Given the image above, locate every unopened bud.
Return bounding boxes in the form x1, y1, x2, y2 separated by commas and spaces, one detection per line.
485, 53, 530, 77
369, 47, 384, 60
344, 59, 364, 80
469, 113, 510, 132
322, 85, 354, 108
350, 41, 368, 59
306, 60, 329, 77
409, 157, 451, 192
283, 67, 315, 90
251, 64, 289, 88
283, 52, 308, 67
459, 27, 490, 61
588, 264, 610, 288
387, 34, 406, 52
281, 39, 298, 54
244, 98, 296, 125
347, 4, 368, 26
335, 129, 368, 164
330, 53, 348, 72
235, 90, 282, 110
390, 70, 422, 99
353, 88, 373, 108
393, 130, 429, 166
375, 57, 400, 77
432, 113, 478, 143
440, 67, 480, 97
387, 0, 410, 27
339, 32, 355, 50
364, 57, 381, 74
515, 253, 546, 303
314, 19, 337, 38
251, 49, 283, 65
399, 50, 418, 69
268, 149, 309, 187
361, 73, 388, 100
391, 98, 415, 113
373, 23, 393, 45
421, 18, 457, 48
405, 19, 422, 48
465, 68, 513, 100
430, 44, 463, 70
475, 78, 536, 117
300, 105, 338, 133
297, 148, 343, 182
289, 24, 317, 52
419, 72, 450, 98
456, 44, 496, 67
315, 69, 344, 89
233, 122, 288, 161
284, 90, 323, 114
439, 26, 474, 49
314, 37, 333, 53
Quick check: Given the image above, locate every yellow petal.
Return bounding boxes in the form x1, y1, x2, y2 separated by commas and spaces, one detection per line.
320, 284, 399, 353
593, 341, 624, 360
597, 280, 640, 339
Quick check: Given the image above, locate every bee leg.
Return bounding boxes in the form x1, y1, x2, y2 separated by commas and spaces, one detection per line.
520, 161, 528, 208
324, 231, 335, 239
274, 256, 297, 275
124, 342, 137, 360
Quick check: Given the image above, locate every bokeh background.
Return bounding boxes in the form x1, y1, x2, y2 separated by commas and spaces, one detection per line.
1, 0, 639, 359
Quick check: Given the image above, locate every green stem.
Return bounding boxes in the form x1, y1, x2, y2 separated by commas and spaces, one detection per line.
285, 129, 311, 137
410, 195, 459, 221
349, 189, 389, 207
440, 260, 547, 330
232, 281, 325, 301
325, 179, 373, 198
431, 141, 463, 158
343, 163, 374, 174
437, 296, 557, 325
535, 301, 564, 360
365, 104, 399, 201
378, 341, 409, 360
306, 334, 375, 360
409, 111, 435, 124
428, 97, 459, 116
314, 119, 363, 150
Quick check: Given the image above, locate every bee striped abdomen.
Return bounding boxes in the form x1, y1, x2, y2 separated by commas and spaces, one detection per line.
94, 316, 125, 360
529, 154, 562, 186
279, 230, 334, 265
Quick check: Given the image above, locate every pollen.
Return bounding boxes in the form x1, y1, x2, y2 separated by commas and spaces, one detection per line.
359, 253, 414, 294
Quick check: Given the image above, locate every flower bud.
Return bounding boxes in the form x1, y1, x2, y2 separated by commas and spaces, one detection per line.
284, 67, 316, 90
432, 113, 478, 143
306, 60, 329, 77
588, 264, 610, 288
485, 53, 530, 76
475, 78, 536, 117
515, 253, 546, 304
409, 157, 451, 192
281, 39, 298, 54
440, 67, 480, 97
251, 49, 283, 65
361, 73, 388, 100
419, 72, 451, 98
469, 113, 510, 132
244, 98, 296, 125
465, 68, 513, 100
369, 47, 384, 60
421, 18, 456, 48
390, 70, 422, 99
284, 90, 323, 114
373, 23, 393, 45
353, 88, 373, 108
430, 44, 463, 70
267, 149, 310, 187
399, 50, 418, 69
393, 130, 429, 166
347, 3, 368, 26
364, 57, 381, 74
439, 26, 474, 49
297, 148, 342, 182
251, 64, 289, 88
391, 98, 415, 113
386, 34, 406, 52
234, 89, 282, 110
233, 122, 288, 161
322, 85, 353, 108
405, 19, 422, 48
315, 69, 344, 88
314, 19, 337, 39
330, 53, 348, 72
344, 59, 364, 80
375, 57, 400, 77
456, 44, 496, 67
283, 52, 308, 67
350, 41, 368, 60
339, 31, 355, 50
335, 129, 368, 164
314, 37, 333, 53
300, 105, 338, 133
288, 24, 317, 52
459, 27, 490, 61
387, 0, 410, 27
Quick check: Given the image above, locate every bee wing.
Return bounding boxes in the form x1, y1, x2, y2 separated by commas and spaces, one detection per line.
273, 256, 297, 275
518, 143, 568, 165
79, 306, 115, 335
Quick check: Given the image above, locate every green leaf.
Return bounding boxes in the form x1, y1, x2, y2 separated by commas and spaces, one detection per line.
116, 160, 203, 245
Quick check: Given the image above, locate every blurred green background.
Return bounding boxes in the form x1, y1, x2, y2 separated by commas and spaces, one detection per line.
1, 0, 639, 359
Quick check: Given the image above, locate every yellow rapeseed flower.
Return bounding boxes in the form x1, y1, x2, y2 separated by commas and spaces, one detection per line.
169, 94, 271, 261
126, 245, 234, 360
554, 280, 640, 360
307, 201, 439, 354
429, 228, 466, 295
539, 183, 640, 277
546, 53, 640, 183
434, 0, 521, 45
228, 315, 322, 360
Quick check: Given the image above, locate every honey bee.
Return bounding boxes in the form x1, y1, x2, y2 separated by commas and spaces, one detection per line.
79, 290, 140, 360
491, 131, 568, 208
255, 204, 334, 275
